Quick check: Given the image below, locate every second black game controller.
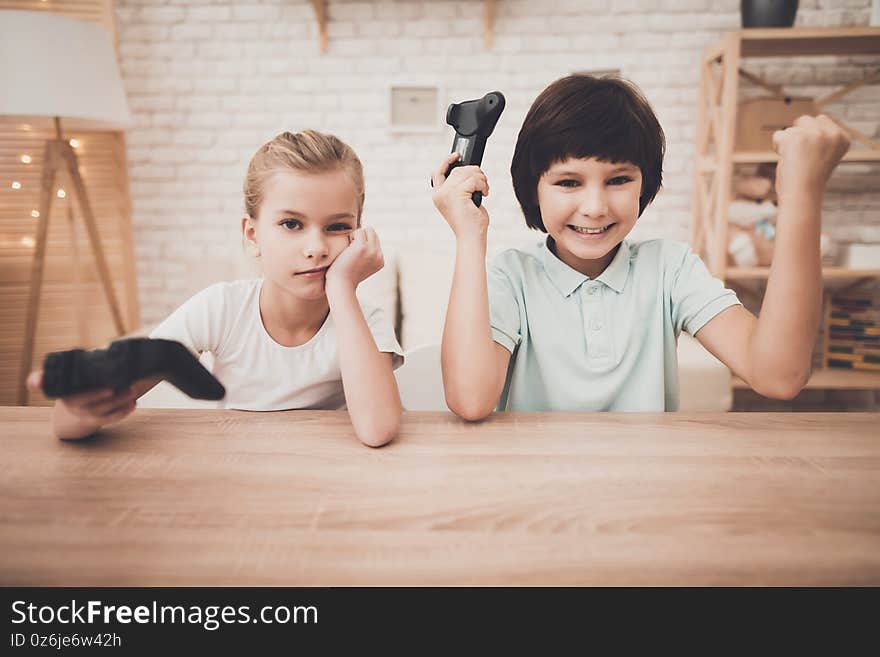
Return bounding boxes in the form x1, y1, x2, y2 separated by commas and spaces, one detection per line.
41, 338, 226, 401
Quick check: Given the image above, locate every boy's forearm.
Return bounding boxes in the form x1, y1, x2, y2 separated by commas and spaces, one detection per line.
328, 286, 401, 447
442, 236, 501, 418
749, 191, 823, 395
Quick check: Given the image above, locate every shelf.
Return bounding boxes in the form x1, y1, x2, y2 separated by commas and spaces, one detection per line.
733, 368, 880, 390
693, 28, 880, 289
725, 267, 880, 282
736, 28, 880, 58
308, 0, 498, 53
733, 150, 880, 164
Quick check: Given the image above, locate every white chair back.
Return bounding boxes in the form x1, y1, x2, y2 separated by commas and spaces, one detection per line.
395, 343, 448, 411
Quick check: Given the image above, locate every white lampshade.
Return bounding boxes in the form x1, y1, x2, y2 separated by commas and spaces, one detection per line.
0, 10, 131, 130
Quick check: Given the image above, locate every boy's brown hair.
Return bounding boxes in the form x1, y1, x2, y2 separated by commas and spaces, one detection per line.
511, 74, 665, 231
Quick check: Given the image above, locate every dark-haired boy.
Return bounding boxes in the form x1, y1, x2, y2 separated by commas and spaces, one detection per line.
431, 74, 850, 417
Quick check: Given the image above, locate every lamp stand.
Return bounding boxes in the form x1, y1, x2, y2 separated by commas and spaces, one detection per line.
17, 117, 126, 405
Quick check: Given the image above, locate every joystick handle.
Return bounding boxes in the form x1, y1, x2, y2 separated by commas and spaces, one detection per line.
442, 91, 505, 207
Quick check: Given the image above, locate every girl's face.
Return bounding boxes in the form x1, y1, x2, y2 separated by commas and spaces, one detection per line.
536, 157, 642, 278
243, 168, 359, 301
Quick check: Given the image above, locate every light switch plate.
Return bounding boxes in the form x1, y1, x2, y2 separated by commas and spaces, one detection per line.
389, 84, 443, 133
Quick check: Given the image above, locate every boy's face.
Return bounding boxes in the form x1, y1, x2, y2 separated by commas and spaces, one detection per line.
243, 168, 359, 301
536, 157, 642, 277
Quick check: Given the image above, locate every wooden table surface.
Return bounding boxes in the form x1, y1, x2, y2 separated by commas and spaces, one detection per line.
1, 407, 878, 586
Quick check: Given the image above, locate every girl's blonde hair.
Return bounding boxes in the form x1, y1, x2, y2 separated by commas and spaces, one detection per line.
243, 129, 365, 221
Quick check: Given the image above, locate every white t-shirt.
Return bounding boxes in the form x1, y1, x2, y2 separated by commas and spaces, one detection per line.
149, 278, 404, 411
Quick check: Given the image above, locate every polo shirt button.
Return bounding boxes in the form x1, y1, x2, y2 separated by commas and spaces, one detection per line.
591, 320, 602, 330
586, 287, 596, 295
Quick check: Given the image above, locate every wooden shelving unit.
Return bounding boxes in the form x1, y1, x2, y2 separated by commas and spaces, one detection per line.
692, 28, 880, 392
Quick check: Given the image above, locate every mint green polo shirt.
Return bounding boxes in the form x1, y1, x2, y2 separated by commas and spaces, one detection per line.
488, 237, 740, 411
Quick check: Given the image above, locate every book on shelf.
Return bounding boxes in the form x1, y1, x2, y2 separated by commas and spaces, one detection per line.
829, 319, 879, 328
829, 333, 880, 342
830, 303, 876, 310
826, 359, 880, 372
829, 343, 880, 356
824, 351, 880, 364
831, 311, 880, 322
826, 293, 880, 371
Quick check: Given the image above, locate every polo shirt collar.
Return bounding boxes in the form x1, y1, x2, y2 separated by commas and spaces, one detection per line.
540, 237, 631, 297
596, 240, 631, 293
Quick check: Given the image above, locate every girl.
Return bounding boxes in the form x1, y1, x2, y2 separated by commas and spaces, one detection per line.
30, 130, 404, 446
432, 74, 850, 417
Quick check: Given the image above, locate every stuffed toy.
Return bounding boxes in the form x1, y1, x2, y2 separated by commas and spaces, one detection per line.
728, 173, 777, 267
727, 170, 833, 268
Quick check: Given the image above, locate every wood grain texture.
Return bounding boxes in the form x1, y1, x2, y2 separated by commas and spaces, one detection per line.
1, 408, 878, 586
737, 27, 880, 58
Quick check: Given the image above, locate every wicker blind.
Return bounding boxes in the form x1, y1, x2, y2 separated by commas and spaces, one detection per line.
0, 0, 137, 405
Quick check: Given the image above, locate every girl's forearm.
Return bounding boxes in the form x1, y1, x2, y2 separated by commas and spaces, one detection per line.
51, 402, 101, 440
328, 286, 401, 447
48, 376, 155, 440
441, 236, 502, 419
748, 191, 823, 396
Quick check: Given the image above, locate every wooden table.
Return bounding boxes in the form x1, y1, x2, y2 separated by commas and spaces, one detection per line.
1, 407, 878, 586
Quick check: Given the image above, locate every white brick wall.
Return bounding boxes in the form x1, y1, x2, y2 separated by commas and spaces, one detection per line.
115, 0, 879, 327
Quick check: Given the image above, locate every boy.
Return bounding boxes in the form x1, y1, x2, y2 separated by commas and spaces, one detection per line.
431, 74, 850, 418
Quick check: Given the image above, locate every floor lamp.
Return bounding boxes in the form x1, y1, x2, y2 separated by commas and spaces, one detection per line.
0, 10, 133, 404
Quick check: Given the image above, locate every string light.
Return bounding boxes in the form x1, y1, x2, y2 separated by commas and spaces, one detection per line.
31, 210, 40, 218
21, 237, 35, 248
11, 181, 21, 190
20, 154, 32, 164
69, 139, 80, 148
57, 189, 66, 198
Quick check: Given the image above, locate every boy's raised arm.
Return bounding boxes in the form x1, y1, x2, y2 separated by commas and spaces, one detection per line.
432, 153, 510, 420
696, 114, 850, 399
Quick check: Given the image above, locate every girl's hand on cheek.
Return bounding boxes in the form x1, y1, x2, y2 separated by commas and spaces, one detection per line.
325, 227, 384, 294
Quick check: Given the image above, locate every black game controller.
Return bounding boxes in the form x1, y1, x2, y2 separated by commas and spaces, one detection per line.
443, 90, 506, 207
41, 338, 226, 401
